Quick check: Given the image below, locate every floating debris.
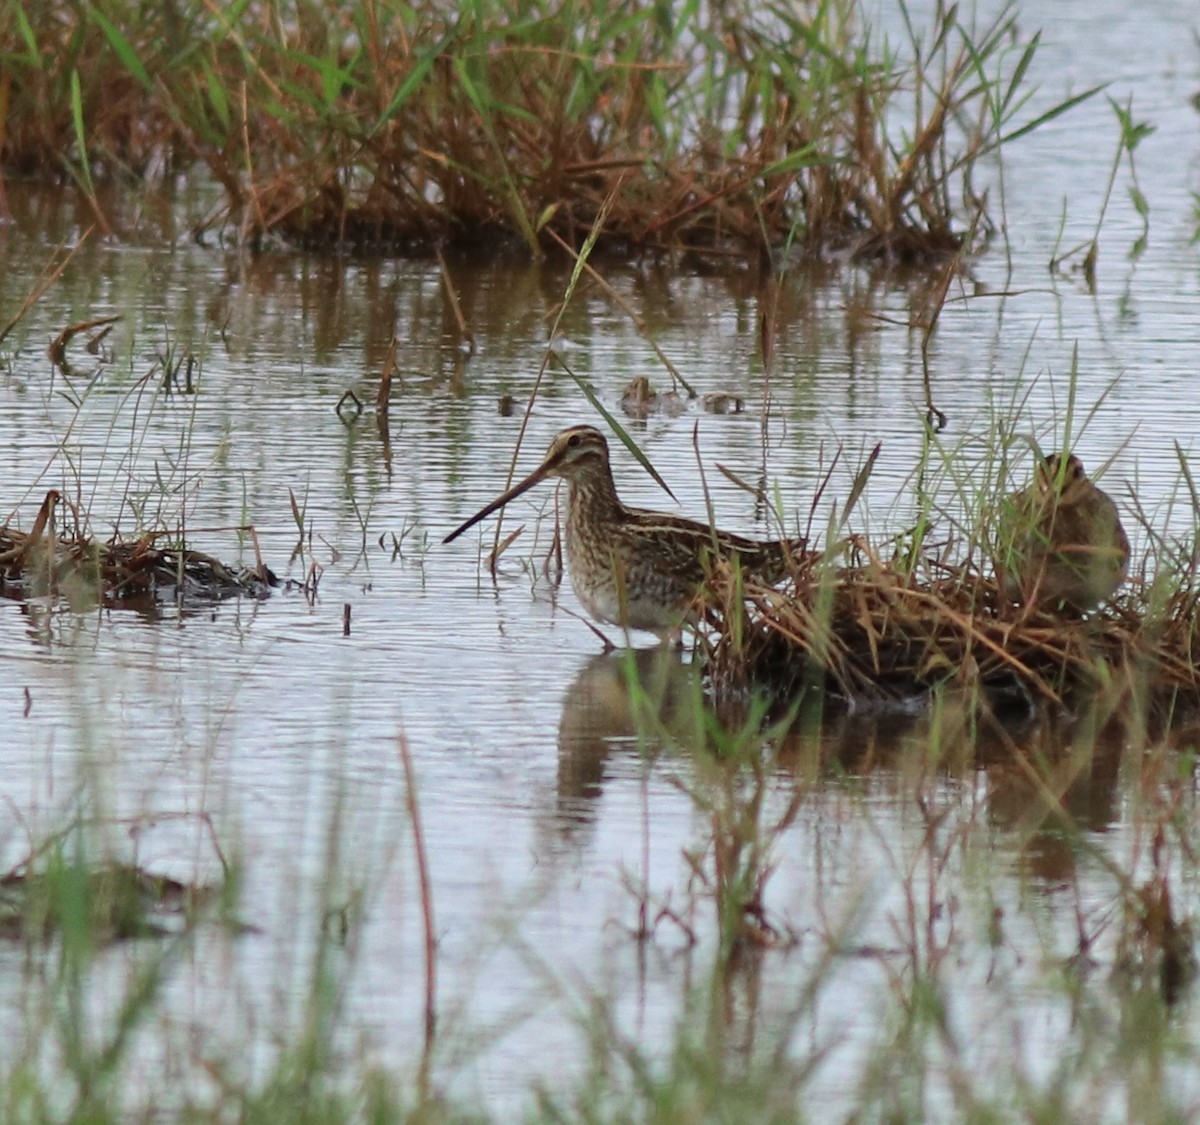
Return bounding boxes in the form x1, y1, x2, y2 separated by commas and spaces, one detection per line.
48, 313, 122, 375
703, 392, 746, 414
0, 490, 277, 609
619, 375, 685, 418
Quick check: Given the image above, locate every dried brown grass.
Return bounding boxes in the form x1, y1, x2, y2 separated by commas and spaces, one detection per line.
701, 542, 1200, 718
0, 490, 276, 608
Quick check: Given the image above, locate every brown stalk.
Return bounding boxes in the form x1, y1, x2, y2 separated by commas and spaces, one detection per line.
0, 490, 62, 571
397, 733, 438, 1053
544, 227, 696, 397
436, 250, 474, 353
376, 333, 399, 417
0, 234, 93, 348
48, 314, 122, 371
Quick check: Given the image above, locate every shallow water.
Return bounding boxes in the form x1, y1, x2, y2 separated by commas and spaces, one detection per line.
2, 0, 1200, 1116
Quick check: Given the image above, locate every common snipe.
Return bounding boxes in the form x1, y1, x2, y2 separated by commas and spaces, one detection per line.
444, 424, 808, 632
998, 451, 1128, 612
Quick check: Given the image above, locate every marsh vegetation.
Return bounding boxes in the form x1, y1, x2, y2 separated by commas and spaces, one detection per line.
1, 0, 1199, 1122
5, 0, 1089, 259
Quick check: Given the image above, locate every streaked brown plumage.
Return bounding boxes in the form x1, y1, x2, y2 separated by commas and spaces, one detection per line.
999, 451, 1128, 612
443, 424, 807, 632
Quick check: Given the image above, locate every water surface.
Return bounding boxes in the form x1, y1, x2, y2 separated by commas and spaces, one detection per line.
1, 0, 1200, 1116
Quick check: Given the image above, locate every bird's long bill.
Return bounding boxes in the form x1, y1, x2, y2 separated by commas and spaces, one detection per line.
442, 463, 553, 544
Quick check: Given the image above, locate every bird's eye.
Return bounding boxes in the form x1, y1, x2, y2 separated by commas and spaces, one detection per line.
567, 433, 581, 449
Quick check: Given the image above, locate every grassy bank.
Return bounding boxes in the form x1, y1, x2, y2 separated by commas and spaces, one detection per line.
2, 0, 1090, 260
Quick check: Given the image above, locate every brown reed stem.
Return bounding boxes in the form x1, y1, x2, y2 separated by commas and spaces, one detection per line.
545, 225, 697, 398
436, 251, 474, 353
376, 333, 398, 418
0, 233, 93, 348
397, 732, 438, 1052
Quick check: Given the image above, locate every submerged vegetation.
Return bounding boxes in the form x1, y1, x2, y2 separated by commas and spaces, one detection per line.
2, 0, 1090, 260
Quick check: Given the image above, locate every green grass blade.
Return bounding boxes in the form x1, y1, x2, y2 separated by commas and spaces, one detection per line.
538, 189, 675, 501
200, 56, 231, 134
89, 6, 152, 90
14, 4, 39, 63
68, 68, 96, 200
453, 57, 540, 255
761, 146, 834, 177
839, 443, 882, 529
1001, 34, 1039, 116
994, 84, 1106, 148
555, 357, 678, 504
373, 25, 460, 133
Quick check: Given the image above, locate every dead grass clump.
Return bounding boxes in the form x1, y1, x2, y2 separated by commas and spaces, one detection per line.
0, 490, 276, 608
700, 547, 1200, 717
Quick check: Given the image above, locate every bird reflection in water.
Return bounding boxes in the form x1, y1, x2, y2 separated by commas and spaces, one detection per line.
555, 644, 1147, 901
555, 646, 705, 835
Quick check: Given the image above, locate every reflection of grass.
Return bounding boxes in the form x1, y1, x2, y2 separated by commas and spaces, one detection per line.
529, 644, 1200, 1123
8, 0, 1094, 259
3, 665, 1199, 1120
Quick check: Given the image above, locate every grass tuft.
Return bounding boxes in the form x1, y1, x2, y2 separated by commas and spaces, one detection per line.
3, 0, 1094, 261
701, 418, 1200, 723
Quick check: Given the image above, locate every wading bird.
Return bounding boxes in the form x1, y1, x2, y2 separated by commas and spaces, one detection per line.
444, 424, 808, 633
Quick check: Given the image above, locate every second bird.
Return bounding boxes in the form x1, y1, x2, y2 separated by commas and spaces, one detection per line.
443, 424, 809, 634
999, 451, 1129, 612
